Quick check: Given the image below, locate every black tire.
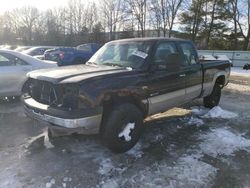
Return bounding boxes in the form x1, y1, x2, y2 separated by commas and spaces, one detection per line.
72, 57, 84, 65
203, 83, 221, 109
102, 103, 144, 153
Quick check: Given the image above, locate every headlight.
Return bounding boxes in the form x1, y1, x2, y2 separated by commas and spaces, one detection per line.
61, 85, 79, 110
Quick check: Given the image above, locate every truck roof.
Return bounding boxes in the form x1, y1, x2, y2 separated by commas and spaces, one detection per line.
109, 37, 190, 43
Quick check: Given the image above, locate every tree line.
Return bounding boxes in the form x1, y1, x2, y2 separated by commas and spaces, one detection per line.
0, 0, 249, 50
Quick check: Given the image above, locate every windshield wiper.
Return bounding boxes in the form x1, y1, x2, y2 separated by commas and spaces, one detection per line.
102, 62, 123, 67
86, 61, 98, 66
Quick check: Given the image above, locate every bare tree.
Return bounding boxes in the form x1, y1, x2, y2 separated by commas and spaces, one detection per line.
166, 0, 184, 37
126, 0, 147, 37
149, 0, 183, 37
149, 1, 162, 37
235, 0, 250, 50
18, 6, 40, 42
228, 0, 239, 50
101, 0, 125, 40
67, 0, 85, 34
84, 2, 98, 33
180, 0, 206, 41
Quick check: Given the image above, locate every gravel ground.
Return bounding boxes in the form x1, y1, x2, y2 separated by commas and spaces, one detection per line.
0, 81, 250, 188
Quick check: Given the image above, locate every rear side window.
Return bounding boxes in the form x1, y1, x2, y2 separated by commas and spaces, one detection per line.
179, 42, 198, 65
153, 42, 179, 70
0, 53, 28, 66
77, 44, 92, 52
0, 54, 15, 66
38, 48, 46, 55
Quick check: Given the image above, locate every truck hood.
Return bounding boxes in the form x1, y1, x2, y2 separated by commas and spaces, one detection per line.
27, 64, 130, 84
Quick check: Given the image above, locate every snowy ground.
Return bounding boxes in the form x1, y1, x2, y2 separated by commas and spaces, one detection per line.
231, 67, 250, 77
0, 81, 250, 188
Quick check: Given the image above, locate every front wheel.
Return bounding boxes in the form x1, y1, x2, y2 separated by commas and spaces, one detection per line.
102, 103, 144, 153
203, 83, 222, 109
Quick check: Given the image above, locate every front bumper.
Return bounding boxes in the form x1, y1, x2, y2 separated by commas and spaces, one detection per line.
23, 97, 102, 134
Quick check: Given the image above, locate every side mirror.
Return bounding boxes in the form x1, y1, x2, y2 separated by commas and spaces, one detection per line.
165, 53, 181, 71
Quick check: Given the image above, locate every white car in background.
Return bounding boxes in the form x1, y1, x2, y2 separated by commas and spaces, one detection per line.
0, 50, 57, 98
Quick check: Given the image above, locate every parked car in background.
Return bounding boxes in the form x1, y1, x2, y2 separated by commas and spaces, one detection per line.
199, 54, 233, 67
23, 38, 230, 152
22, 46, 56, 57
243, 63, 250, 70
0, 50, 57, 98
33, 55, 45, 60
14, 46, 33, 52
1, 45, 17, 50
44, 43, 101, 66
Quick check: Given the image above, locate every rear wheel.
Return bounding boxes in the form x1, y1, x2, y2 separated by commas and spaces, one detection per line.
203, 83, 221, 109
102, 103, 144, 153
72, 57, 84, 65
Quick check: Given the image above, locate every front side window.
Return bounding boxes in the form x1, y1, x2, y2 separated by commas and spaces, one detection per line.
153, 42, 179, 70
88, 41, 152, 69
179, 42, 198, 65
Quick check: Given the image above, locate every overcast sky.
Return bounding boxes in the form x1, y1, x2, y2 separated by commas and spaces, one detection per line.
0, 0, 88, 14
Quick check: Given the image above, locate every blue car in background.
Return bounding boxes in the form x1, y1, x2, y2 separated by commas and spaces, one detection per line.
44, 43, 101, 66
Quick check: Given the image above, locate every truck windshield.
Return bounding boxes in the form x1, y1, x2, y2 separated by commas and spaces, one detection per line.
88, 41, 152, 69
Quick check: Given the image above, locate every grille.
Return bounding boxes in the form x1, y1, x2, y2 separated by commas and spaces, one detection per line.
29, 79, 62, 106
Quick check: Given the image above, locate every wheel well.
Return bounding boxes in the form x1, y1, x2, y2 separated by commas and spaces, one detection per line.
100, 96, 147, 134
215, 75, 225, 87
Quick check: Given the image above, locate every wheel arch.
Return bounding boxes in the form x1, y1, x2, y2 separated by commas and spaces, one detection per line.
99, 93, 148, 133
204, 71, 227, 97
215, 75, 226, 87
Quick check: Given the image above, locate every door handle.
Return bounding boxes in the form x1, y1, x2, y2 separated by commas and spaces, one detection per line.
179, 74, 186, 77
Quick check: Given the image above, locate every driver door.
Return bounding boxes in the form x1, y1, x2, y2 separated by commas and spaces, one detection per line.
146, 41, 187, 115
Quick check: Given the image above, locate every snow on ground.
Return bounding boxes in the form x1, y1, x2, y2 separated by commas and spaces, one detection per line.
226, 83, 250, 93
99, 179, 119, 188
164, 154, 218, 188
152, 134, 165, 143
191, 106, 238, 119
98, 158, 115, 175
191, 106, 209, 116
99, 152, 218, 188
126, 142, 144, 159
132, 154, 217, 188
187, 116, 204, 127
0, 167, 22, 188
100, 126, 250, 188
45, 179, 56, 188
202, 106, 238, 119
231, 67, 250, 77
199, 127, 250, 158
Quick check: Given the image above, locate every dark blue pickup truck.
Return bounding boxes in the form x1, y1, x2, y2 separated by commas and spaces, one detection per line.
44, 43, 100, 66
23, 38, 230, 153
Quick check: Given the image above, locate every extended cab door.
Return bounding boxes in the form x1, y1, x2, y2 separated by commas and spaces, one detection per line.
178, 42, 203, 100
146, 41, 187, 115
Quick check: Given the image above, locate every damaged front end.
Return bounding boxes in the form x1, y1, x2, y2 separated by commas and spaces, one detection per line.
22, 78, 103, 134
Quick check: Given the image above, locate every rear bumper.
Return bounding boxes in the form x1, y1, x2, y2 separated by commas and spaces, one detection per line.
23, 97, 102, 134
